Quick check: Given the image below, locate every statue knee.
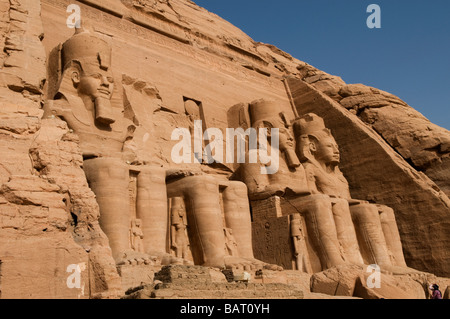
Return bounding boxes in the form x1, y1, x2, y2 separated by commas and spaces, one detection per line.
305, 194, 333, 212
330, 198, 349, 213
222, 181, 249, 200
377, 204, 396, 221
138, 166, 166, 184
84, 157, 128, 182
168, 174, 219, 198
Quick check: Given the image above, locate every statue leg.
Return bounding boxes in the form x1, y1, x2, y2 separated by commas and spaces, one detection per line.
221, 181, 254, 259
377, 205, 407, 267
350, 203, 392, 267
167, 175, 226, 268
299, 194, 346, 270
83, 158, 130, 262
136, 167, 168, 255
331, 198, 364, 265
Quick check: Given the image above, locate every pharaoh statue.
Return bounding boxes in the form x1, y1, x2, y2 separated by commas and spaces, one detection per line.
130, 219, 144, 253
237, 99, 310, 200
237, 99, 364, 271
43, 28, 168, 265
293, 113, 408, 270
170, 197, 191, 262
290, 214, 312, 273
224, 228, 239, 257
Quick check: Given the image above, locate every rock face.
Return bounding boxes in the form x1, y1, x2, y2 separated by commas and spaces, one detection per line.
297, 67, 450, 199
0, 0, 449, 299
0, 0, 121, 298
310, 264, 450, 300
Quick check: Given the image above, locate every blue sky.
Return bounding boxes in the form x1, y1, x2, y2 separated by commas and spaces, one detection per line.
193, 0, 450, 130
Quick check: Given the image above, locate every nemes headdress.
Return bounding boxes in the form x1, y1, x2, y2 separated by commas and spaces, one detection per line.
293, 113, 332, 162
61, 28, 111, 72
249, 99, 286, 129
47, 28, 112, 98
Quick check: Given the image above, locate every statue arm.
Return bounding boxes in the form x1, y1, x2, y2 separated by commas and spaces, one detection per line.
305, 165, 321, 195
237, 149, 270, 198
43, 99, 83, 131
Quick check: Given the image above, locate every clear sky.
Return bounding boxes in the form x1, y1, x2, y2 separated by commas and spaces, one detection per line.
193, 0, 450, 130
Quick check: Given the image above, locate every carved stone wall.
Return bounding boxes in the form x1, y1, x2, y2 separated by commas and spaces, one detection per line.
286, 77, 450, 277
0, 0, 449, 298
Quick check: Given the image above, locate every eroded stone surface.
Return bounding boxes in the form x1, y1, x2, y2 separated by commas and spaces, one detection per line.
0, 0, 449, 299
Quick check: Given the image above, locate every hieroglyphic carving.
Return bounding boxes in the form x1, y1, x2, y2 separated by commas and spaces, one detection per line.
252, 216, 292, 270
42, 0, 278, 88
129, 172, 138, 220
44, 28, 170, 266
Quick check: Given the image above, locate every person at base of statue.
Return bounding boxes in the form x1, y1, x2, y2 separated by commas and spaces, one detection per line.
293, 113, 410, 271
429, 284, 443, 299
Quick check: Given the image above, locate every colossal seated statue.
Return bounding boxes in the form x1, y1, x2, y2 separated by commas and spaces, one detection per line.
293, 113, 407, 269
43, 29, 168, 265
235, 99, 409, 272
236, 99, 361, 270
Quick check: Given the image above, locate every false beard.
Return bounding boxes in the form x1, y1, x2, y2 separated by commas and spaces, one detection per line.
94, 96, 115, 125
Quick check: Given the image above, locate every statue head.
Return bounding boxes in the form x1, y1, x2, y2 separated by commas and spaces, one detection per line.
249, 99, 294, 152
171, 197, 186, 223
58, 29, 116, 125
133, 219, 142, 227
293, 113, 340, 166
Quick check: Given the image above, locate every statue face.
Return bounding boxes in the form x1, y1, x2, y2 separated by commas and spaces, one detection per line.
75, 63, 114, 100
257, 119, 294, 152
278, 127, 295, 151
312, 135, 340, 165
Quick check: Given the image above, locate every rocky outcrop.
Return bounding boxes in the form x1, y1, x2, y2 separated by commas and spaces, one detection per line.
311, 264, 450, 299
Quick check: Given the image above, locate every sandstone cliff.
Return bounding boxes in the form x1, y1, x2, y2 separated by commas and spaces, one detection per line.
0, 0, 449, 299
